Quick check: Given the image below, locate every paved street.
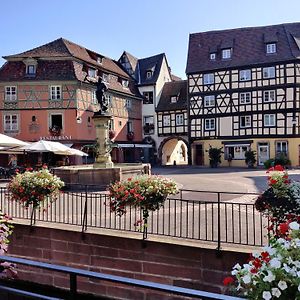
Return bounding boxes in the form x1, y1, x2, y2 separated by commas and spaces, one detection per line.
153, 166, 300, 193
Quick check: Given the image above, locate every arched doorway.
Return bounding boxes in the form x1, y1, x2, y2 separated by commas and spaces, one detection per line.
158, 137, 188, 166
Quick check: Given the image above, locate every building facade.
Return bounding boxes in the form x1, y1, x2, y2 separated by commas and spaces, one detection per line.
119, 52, 173, 163
0, 38, 143, 165
156, 80, 188, 165
186, 23, 300, 167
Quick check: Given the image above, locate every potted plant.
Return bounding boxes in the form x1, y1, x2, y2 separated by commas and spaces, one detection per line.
49, 125, 61, 136
127, 131, 134, 141
7, 165, 64, 225
108, 175, 179, 240
245, 150, 256, 168
206, 145, 223, 168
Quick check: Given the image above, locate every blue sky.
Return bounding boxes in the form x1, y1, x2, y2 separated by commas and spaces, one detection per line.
1, 0, 300, 78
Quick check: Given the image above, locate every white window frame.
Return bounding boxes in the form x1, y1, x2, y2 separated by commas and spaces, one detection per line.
240, 92, 251, 104
266, 43, 277, 54
125, 99, 132, 109
276, 141, 288, 156
27, 65, 36, 75
170, 96, 177, 103
163, 115, 171, 126
88, 68, 97, 78
176, 114, 184, 126
127, 121, 133, 133
263, 67, 275, 79
122, 80, 129, 88
204, 95, 215, 107
240, 116, 251, 128
91, 90, 97, 104
203, 73, 214, 85
239, 69, 251, 81
263, 90, 276, 102
222, 48, 232, 59
102, 73, 109, 82
205, 118, 215, 130
5, 86, 17, 102
210, 53, 216, 60
146, 71, 152, 78
4, 114, 19, 132
264, 114, 276, 127
50, 85, 62, 100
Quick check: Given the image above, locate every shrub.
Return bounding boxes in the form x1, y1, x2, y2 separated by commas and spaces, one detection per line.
206, 145, 223, 168
245, 150, 256, 168
264, 154, 291, 169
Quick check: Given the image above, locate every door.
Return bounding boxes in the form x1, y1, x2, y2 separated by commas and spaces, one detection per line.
195, 144, 203, 165
258, 143, 269, 166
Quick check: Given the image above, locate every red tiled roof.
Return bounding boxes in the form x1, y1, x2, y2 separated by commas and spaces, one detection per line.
186, 22, 300, 74
4, 38, 129, 78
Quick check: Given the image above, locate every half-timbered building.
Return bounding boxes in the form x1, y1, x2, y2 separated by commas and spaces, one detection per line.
156, 80, 188, 165
119, 52, 173, 163
186, 23, 300, 167
0, 38, 143, 165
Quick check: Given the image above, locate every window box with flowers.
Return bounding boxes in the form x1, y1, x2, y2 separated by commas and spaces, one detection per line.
108, 175, 179, 240
7, 166, 64, 225
127, 131, 134, 141
49, 125, 61, 136
143, 124, 154, 135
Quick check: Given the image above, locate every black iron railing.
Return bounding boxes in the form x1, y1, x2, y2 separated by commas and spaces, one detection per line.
0, 187, 267, 249
0, 255, 243, 300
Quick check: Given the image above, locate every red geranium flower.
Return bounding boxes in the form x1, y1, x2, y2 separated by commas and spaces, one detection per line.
270, 179, 277, 185
274, 165, 284, 171
279, 222, 289, 235
223, 276, 234, 286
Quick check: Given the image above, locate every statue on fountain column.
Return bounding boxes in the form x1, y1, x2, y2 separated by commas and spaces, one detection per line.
95, 77, 109, 114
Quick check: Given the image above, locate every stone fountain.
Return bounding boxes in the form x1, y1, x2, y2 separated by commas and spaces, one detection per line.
53, 78, 150, 189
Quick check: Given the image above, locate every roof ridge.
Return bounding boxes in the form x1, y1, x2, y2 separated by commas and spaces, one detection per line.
190, 22, 300, 36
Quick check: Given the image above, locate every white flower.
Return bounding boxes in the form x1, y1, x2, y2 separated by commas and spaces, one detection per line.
262, 291, 272, 300
233, 263, 241, 269
272, 287, 281, 298
263, 246, 276, 255
242, 275, 251, 284
270, 258, 281, 269
278, 280, 287, 290
263, 271, 276, 283
289, 221, 300, 230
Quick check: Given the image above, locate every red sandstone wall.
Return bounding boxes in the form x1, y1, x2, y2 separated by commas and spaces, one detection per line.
8, 224, 248, 299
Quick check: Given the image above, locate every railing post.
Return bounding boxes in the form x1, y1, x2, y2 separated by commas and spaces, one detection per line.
81, 185, 88, 234
69, 273, 77, 299
216, 192, 221, 255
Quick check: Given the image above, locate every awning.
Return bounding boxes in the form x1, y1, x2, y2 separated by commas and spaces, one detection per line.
224, 144, 250, 147
222, 140, 253, 146
114, 143, 153, 148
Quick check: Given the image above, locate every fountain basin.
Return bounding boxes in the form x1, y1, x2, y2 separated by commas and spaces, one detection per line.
53, 163, 151, 189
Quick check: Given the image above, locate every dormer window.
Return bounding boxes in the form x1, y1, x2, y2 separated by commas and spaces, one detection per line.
97, 57, 103, 64
266, 43, 277, 54
122, 80, 129, 88
222, 48, 232, 59
88, 68, 97, 78
146, 71, 153, 79
102, 73, 109, 82
170, 96, 178, 103
27, 65, 36, 75
210, 53, 216, 60
23, 58, 37, 77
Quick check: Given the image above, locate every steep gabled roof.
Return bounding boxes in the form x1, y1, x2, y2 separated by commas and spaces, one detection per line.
137, 53, 165, 85
186, 22, 300, 74
156, 80, 187, 112
4, 38, 129, 78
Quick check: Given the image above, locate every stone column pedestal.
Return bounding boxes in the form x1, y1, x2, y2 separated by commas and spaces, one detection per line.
92, 113, 114, 168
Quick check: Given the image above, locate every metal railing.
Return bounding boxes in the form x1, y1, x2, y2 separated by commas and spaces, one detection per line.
0, 187, 268, 249
0, 255, 243, 300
